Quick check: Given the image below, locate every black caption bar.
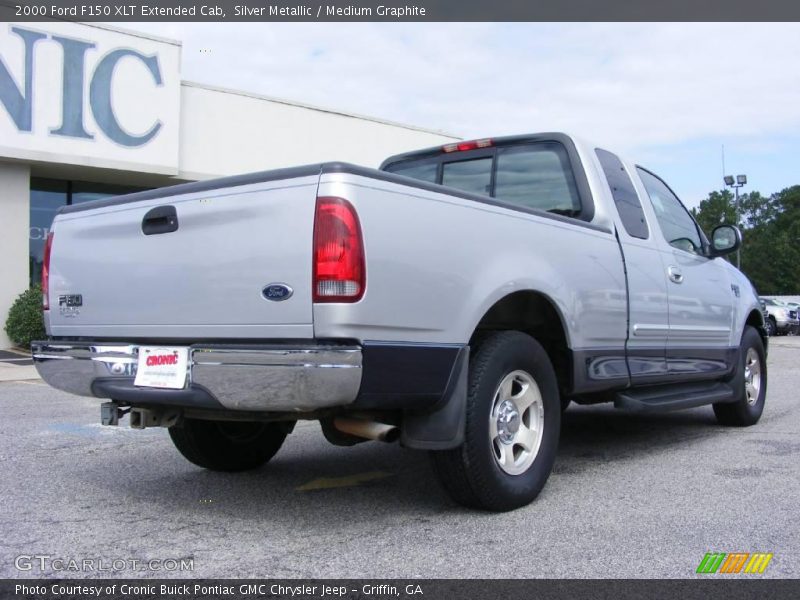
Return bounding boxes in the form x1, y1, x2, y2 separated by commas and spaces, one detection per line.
3, 580, 800, 600
2, 0, 800, 21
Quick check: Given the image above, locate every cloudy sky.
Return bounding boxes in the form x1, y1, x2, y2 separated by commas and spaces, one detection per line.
123, 22, 800, 208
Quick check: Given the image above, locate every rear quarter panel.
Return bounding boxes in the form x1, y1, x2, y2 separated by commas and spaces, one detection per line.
313, 172, 628, 351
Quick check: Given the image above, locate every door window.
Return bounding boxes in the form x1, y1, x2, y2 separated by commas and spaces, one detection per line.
637, 168, 702, 254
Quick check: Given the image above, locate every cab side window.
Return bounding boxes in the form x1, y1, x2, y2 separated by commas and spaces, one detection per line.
596, 149, 648, 239
637, 168, 702, 254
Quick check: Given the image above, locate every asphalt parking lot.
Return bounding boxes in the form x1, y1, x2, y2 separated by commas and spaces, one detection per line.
1, 338, 798, 580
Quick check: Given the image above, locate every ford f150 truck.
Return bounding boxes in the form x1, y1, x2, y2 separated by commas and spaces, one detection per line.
33, 133, 767, 511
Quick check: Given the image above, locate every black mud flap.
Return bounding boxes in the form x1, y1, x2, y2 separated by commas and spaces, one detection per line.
401, 346, 468, 450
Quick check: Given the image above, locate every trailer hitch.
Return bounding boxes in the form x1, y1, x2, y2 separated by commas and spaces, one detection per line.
100, 402, 179, 429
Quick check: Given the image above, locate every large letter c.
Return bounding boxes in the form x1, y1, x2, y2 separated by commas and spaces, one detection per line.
89, 49, 163, 147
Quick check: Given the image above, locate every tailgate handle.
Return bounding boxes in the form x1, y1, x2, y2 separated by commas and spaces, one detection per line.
142, 205, 179, 235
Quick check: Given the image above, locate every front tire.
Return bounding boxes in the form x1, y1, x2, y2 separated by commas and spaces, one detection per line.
169, 418, 288, 472
430, 331, 560, 511
713, 326, 767, 427
766, 317, 776, 337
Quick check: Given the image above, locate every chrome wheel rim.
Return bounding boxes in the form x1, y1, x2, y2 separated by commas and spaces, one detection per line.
489, 370, 544, 475
744, 347, 762, 406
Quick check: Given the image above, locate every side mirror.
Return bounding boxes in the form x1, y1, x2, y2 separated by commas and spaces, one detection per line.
710, 225, 742, 257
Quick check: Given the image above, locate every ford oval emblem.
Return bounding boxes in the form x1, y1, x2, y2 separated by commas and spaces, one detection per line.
262, 283, 293, 302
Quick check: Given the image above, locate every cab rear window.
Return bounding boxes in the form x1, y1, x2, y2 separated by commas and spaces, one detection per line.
384, 141, 582, 218
494, 144, 580, 215
442, 157, 493, 196
388, 161, 437, 183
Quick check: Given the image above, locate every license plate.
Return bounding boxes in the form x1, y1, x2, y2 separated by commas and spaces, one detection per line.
134, 346, 189, 390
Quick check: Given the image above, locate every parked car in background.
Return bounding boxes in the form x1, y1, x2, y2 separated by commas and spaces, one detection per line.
761, 297, 799, 336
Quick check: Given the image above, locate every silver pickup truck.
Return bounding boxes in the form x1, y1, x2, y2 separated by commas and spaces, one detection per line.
33, 133, 767, 511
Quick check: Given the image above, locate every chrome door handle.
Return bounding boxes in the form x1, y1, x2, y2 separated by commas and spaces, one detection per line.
667, 266, 683, 284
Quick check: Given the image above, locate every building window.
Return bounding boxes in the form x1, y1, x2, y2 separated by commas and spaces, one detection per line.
29, 179, 68, 287
70, 181, 144, 205
29, 178, 146, 286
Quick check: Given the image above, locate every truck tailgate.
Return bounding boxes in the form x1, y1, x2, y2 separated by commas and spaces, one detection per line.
47, 175, 320, 339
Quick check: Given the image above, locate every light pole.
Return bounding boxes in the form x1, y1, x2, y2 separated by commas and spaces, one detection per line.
724, 174, 747, 268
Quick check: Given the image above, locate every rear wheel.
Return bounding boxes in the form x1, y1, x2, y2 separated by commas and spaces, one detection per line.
430, 331, 560, 511
169, 418, 288, 471
713, 326, 767, 427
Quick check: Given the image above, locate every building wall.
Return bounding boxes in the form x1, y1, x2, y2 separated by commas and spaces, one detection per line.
177, 82, 455, 180
0, 163, 31, 348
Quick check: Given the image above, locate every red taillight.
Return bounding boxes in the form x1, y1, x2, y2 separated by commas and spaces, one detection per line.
313, 197, 365, 302
42, 231, 54, 310
442, 138, 493, 153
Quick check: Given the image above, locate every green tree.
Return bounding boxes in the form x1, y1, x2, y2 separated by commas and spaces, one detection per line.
693, 185, 800, 295
4, 285, 45, 347
691, 189, 736, 234
739, 191, 775, 229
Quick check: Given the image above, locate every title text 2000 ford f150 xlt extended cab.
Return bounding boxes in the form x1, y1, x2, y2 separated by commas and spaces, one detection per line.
33, 133, 767, 511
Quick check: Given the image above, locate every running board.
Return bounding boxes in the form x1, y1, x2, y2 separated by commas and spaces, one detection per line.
615, 381, 736, 413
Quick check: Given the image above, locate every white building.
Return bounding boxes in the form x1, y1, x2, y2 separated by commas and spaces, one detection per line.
0, 22, 458, 348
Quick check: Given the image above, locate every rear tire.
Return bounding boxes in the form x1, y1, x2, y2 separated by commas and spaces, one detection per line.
430, 331, 560, 511
713, 326, 767, 427
169, 418, 288, 472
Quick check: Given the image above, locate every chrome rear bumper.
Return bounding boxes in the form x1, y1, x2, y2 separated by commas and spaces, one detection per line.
31, 342, 362, 412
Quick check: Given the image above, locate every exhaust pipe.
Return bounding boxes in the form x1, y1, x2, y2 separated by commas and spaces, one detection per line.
333, 417, 399, 443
